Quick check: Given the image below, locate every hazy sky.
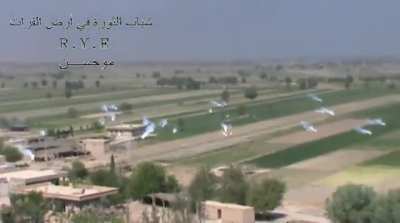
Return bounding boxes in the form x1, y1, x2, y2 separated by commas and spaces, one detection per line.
1, 0, 400, 62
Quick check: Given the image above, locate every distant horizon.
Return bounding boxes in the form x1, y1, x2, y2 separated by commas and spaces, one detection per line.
1, 54, 400, 65
2, 0, 400, 62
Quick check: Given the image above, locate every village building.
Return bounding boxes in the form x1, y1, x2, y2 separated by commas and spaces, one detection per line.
15, 183, 118, 213
106, 123, 146, 139
202, 201, 255, 223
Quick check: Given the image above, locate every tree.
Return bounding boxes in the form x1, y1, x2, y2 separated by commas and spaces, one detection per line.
345, 75, 354, 90
119, 102, 133, 112
247, 178, 286, 214
90, 169, 120, 188
52, 80, 57, 89
69, 160, 88, 181
69, 125, 74, 136
41, 79, 48, 87
90, 167, 128, 205
259, 72, 268, 80
244, 86, 258, 100
372, 189, 400, 223
31, 81, 38, 89
10, 192, 48, 223
45, 92, 52, 99
326, 184, 376, 223
285, 77, 292, 89
1, 207, 15, 223
67, 107, 79, 118
0, 147, 22, 162
65, 86, 72, 98
152, 71, 161, 79
219, 166, 248, 205
221, 90, 230, 103
71, 209, 124, 223
95, 80, 100, 88
110, 154, 116, 173
209, 76, 217, 84
129, 162, 180, 199
177, 118, 185, 131
237, 104, 247, 116
171, 195, 195, 223
188, 167, 217, 212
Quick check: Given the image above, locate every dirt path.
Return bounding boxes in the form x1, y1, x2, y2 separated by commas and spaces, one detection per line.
270, 119, 366, 145
114, 94, 400, 167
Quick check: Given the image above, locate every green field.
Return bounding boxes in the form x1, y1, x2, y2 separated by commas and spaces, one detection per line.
363, 151, 400, 167
177, 139, 287, 168
25, 88, 284, 129
247, 102, 400, 168
148, 87, 400, 142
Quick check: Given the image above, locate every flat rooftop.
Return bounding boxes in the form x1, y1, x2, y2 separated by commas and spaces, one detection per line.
203, 201, 254, 210
19, 183, 118, 202
0, 169, 64, 184
106, 124, 145, 131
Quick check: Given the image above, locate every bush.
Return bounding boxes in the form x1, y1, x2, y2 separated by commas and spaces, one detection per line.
372, 189, 400, 223
45, 92, 53, 99
0, 147, 23, 162
69, 160, 88, 181
326, 184, 376, 223
177, 118, 185, 131
247, 178, 286, 213
152, 71, 161, 79
67, 107, 79, 118
237, 104, 247, 116
188, 167, 217, 207
128, 162, 180, 199
244, 86, 258, 100
119, 102, 133, 112
221, 90, 230, 103
218, 166, 248, 205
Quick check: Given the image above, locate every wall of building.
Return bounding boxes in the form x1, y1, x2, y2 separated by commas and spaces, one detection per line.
82, 139, 109, 160
202, 201, 255, 223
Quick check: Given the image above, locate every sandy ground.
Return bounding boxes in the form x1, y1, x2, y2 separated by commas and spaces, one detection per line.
278, 149, 387, 213
316, 165, 400, 192
113, 94, 399, 167
270, 119, 367, 145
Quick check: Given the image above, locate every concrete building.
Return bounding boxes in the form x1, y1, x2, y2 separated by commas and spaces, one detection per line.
0, 169, 66, 208
16, 183, 118, 212
202, 201, 255, 223
106, 123, 146, 139
8, 136, 87, 161
0, 169, 65, 186
81, 137, 112, 161
0, 178, 10, 208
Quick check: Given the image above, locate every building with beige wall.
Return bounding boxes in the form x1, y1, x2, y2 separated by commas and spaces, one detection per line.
0, 169, 65, 186
202, 201, 255, 223
81, 137, 112, 160
16, 183, 118, 213
106, 124, 146, 139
